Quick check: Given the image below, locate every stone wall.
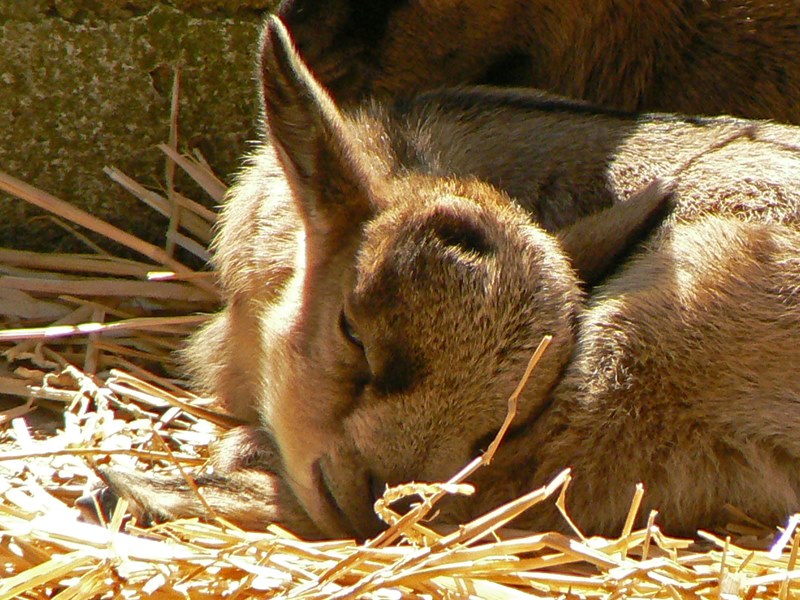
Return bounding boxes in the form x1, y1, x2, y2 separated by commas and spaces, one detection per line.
0, 1, 277, 253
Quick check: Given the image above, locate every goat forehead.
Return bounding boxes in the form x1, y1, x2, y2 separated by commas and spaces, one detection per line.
351, 231, 539, 331
355, 213, 497, 293
350, 251, 492, 333
352, 281, 537, 383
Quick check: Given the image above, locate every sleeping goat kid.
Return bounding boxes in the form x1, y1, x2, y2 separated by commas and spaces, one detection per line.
104, 18, 800, 540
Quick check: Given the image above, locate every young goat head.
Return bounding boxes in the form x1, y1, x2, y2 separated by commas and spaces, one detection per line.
103, 17, 800, 540
244, 18, 676, 538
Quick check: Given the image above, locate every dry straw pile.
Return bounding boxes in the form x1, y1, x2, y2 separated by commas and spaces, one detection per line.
1, 79, 800, 600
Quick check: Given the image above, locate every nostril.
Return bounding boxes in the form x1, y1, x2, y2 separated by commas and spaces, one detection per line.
368, 471, 388, 505
315, 456, 386, 539
315, 458, 336, 504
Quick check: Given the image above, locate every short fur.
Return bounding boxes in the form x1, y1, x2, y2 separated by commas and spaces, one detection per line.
275, 0, 800, 124
107, 19, 800, 540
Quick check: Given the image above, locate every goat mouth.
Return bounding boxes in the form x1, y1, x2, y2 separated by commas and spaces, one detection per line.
309, 458, 354, 538
313, 457, 385, 540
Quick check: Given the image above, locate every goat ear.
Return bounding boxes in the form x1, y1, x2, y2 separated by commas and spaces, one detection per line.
557, 178, 676, 287
259, 16, 373, 238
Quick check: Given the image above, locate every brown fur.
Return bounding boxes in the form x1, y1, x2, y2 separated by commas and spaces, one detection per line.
275, 0, 800, 124
105, 19, 800, 539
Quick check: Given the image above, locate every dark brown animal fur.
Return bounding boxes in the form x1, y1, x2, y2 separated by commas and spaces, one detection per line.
276, 0, 800, 124
104, 18, 800, 540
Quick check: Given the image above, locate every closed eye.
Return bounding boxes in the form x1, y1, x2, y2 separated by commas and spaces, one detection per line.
338, 309, 371, 397
339, 309, 364, 349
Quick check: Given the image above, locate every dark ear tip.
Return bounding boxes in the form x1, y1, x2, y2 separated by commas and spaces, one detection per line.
263, 14, 285, 44
259, 14, 304, 106
260, 15, 283, 61
259, 14, 294, 70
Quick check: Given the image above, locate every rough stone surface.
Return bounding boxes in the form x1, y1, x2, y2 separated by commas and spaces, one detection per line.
0, 1, 277, 253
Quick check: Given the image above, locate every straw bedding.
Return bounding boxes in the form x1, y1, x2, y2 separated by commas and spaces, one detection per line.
1, 88, 800, 600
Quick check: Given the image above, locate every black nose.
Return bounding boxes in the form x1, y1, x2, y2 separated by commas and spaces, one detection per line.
369, 472, 388, 505
317, 456, 387, 539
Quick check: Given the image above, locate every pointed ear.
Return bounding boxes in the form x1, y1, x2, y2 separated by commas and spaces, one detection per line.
259, 16, 373, 238
557, 178, 676, 287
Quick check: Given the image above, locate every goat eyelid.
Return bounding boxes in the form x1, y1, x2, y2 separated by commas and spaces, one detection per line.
339, 308, 364, 349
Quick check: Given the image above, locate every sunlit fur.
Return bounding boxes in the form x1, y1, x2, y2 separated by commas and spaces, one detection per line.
114, 19, 800, 540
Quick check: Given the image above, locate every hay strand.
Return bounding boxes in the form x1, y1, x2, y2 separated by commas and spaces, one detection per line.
0, 171, 209, 290
1, 116, 799, 600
